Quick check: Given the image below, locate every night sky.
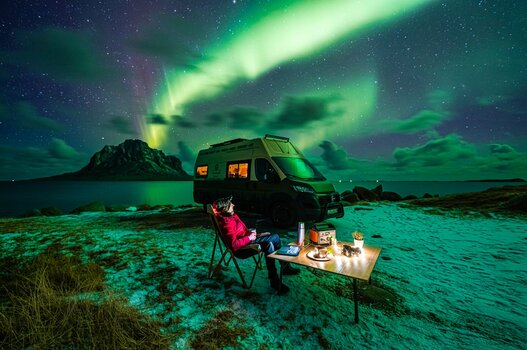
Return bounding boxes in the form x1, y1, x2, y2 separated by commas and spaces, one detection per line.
1, 0, 525, 181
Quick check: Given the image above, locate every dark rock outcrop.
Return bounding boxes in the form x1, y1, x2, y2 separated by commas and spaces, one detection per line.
71, 201, 106, 214
341, 190, 359, 204
353, 186, 380, 201
40, 207, 63, 216
381, 191, 402, 202
32, 139, 192, 181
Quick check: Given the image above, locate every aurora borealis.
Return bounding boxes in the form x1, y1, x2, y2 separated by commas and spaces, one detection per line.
1, 0, 525, 181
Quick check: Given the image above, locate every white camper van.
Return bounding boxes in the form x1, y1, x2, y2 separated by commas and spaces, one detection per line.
193, 135, 344, 228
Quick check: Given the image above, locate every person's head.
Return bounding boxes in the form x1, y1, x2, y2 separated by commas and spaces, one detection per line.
213, 195, 234, 215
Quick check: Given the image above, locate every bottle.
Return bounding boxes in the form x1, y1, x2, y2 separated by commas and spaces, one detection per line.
297, 222, 305, 246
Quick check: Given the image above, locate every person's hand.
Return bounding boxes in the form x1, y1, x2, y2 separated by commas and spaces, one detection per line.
249, 229, 257, 241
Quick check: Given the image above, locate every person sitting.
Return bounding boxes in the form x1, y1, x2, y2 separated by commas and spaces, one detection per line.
213, 196, 300, 295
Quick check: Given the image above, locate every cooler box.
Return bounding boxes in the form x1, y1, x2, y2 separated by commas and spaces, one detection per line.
309, 222, 336, 245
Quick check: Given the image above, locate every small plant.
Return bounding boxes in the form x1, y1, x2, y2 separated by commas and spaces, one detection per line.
352, 231, 364, 240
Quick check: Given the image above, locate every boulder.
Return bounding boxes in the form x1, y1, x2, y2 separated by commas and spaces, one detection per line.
353, 186, 379, 201
372, 185, 383, 197
381, 191, 402, 202
40, 207, 63, 216
422, 193, 433, 198
503, 194, 527, 212
341, 190, 359, 204
71, 201, 106, 214
22, 209, 42, 217
403, 195, 418, 200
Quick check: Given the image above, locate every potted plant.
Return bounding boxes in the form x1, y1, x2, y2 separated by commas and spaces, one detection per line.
353, 231, 364, 250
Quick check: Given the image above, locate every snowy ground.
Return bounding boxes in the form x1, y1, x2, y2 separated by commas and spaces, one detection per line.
1, 203, 525, 349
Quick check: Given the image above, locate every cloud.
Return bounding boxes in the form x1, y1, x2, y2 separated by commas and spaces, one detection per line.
268, 96, 342, 129
392, 110, 447, 134
177, 141, 196, 163
205, 106, 264, 129
107, 115, 136, 135
318, 140, 366, 170
13, 101, 64, 131
489, 144, 521, 161
0, 139, 87, 180
392, 134, 476, 168
3, 27, 110, 81
148, 114, 169, 125
48, 138, 79, 159
171, 115, 196, 128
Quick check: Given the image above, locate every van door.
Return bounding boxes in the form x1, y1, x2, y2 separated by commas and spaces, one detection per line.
252, 158, 280, 213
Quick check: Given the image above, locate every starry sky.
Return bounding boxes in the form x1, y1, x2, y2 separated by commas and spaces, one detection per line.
0, 0, 525, 181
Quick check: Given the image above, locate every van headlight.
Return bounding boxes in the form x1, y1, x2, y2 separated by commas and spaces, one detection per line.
293, 185, 314, 193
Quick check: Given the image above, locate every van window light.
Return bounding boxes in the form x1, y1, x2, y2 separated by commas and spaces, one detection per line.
196, 165, 208, 177
227, 162, 249, 179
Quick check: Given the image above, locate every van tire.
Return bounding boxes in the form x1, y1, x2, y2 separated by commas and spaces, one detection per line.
271, 201, 297, 228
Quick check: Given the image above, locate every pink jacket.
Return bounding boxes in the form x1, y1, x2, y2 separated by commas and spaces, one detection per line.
217, 213, 251, 251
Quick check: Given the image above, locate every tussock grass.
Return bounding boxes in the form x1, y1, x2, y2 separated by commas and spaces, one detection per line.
190, 309, 252, 349
0, 252, 172, 349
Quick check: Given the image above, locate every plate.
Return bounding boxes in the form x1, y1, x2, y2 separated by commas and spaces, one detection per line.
307, 251, 332, 261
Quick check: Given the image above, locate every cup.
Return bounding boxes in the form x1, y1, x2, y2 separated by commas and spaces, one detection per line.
317, 248, 328, 258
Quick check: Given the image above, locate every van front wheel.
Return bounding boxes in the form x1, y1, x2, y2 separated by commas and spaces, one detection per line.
271, 201, 297, 228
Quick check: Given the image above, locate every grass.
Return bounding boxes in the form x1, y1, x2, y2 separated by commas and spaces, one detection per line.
0, 252, 173, 349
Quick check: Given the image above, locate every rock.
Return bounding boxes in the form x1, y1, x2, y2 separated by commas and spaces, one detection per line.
353, 186, 379, 201
137, 204, 152, 211
341, 190, 359, 204
22, 209, 42, 217
403, 195, 418, 200
372, 185, 383, 197
40, 207, 63, 216
503, 194, 527, 212
71, 201, 106, 214
381, 191, 402, 202
422, 193, 433, 198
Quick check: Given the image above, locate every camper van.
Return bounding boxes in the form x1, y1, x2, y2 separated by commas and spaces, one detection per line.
193, 135, 344, 228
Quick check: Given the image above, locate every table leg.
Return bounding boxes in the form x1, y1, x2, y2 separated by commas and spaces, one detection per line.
278, 263, 284, 294
353, 278, 359, 323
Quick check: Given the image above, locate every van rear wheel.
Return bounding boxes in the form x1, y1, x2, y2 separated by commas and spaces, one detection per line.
271, 201, 297, 228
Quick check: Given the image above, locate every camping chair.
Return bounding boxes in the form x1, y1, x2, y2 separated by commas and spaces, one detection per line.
207, 204, 264, 289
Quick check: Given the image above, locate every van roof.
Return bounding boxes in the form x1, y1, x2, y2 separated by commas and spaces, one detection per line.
209, 134, 289, 149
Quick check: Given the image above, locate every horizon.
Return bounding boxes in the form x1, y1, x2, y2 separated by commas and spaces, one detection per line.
1, 1, 526, 181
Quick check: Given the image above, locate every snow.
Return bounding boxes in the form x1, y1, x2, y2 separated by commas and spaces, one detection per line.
0, 203, 525, 349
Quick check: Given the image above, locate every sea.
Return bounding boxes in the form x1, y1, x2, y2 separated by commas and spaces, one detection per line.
0, 180, 524, 217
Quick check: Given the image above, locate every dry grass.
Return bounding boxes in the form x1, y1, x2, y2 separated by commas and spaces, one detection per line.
0, 252, 172, 349
189, 309, 252, 349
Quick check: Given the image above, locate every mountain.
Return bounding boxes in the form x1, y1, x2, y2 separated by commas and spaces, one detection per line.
34, 139, 192, 181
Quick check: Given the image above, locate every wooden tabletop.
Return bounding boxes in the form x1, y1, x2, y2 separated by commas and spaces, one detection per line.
269, 242, 382, 282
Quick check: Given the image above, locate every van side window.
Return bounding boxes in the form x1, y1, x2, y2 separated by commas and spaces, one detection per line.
196, 165, 208, 178
255, 158, 278, 183
227, 161, 249, 179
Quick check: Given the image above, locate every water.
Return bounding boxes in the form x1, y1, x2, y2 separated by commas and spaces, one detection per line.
332, 180, 525, 198
0, 180, 524, 217
0, 181, 195, 216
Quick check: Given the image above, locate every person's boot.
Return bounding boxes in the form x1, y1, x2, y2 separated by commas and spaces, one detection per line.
281, 262, 301, 275
270, 276, 290, 295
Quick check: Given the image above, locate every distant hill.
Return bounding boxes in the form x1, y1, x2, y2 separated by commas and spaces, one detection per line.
464, 178, 525, 182
31, 139, 192, 181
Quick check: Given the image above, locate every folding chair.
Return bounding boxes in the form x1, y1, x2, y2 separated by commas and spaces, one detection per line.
207, 204, 264, 289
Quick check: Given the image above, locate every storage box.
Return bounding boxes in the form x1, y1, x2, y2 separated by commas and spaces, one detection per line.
309, 222, 336, 245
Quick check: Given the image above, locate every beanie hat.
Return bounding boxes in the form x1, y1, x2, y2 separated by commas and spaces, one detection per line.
213, 195, 233, 213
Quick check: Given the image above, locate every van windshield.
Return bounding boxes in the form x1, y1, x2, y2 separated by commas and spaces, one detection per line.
272, 157, 326, 181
